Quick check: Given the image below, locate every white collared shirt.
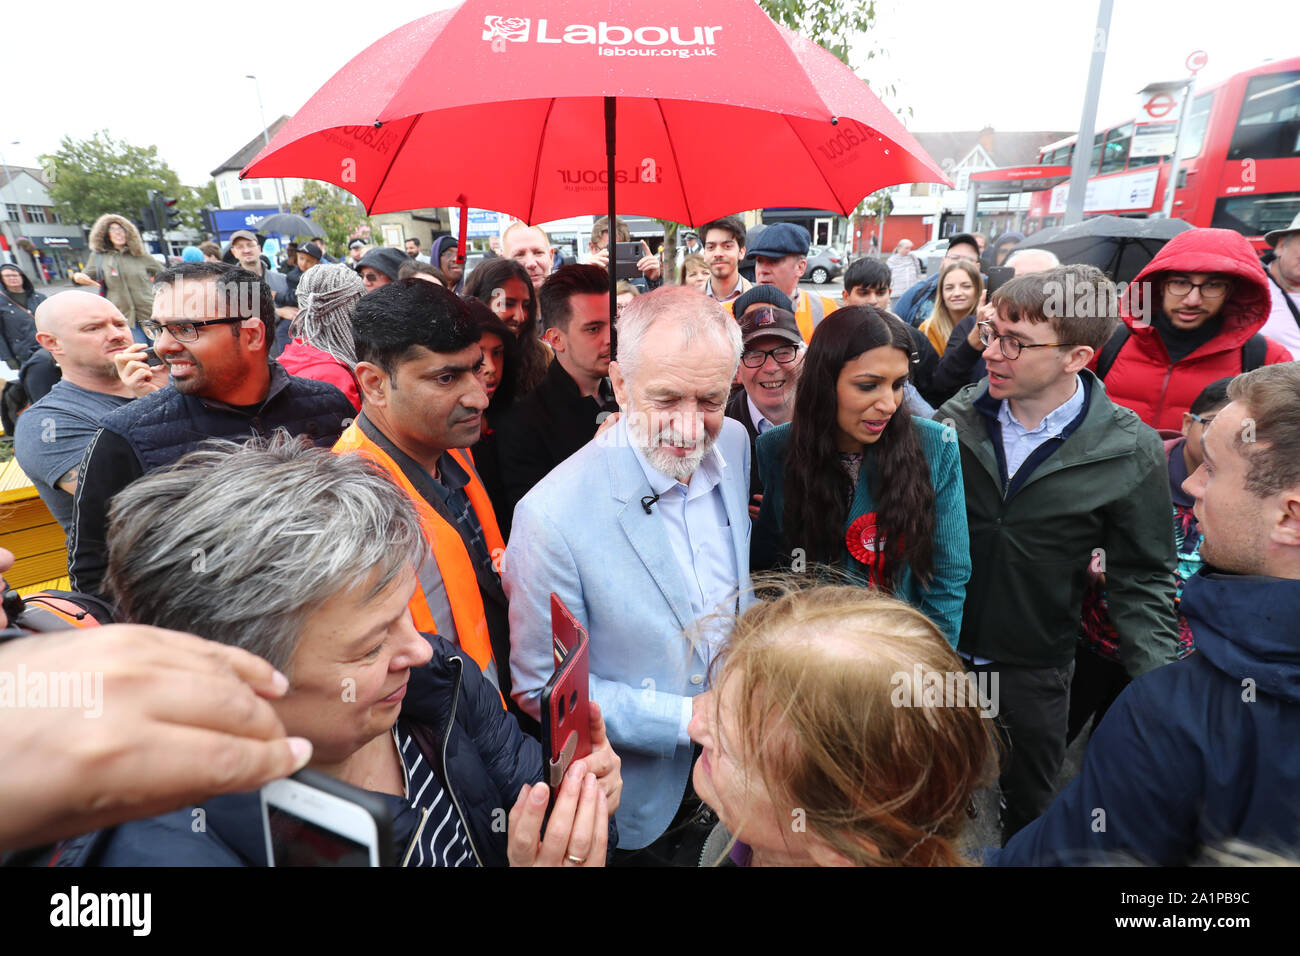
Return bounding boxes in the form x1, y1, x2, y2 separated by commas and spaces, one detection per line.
629, 436, 739, 743
746, 393, 774, 435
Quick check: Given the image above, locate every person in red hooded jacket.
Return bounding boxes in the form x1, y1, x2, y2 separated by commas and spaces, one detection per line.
1091, 227, 1292, 432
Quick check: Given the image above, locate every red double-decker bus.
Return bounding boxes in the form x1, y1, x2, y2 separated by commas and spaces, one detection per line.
1025, 57, 1300, 249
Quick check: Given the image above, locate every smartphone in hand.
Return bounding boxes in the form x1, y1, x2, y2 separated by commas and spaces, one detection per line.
262, 768, 394, 867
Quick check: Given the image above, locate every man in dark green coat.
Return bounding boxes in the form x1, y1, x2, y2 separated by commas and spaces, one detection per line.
935, 265, 1179, 844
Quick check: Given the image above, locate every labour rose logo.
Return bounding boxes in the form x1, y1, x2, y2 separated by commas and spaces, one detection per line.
483, 16, 530, 42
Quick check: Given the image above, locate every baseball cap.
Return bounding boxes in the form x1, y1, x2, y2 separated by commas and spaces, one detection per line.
299, 242, 325, 261
229, 229, 258, 244
739, 305, 802, 347
945, 233, 980, 259
348, 238, 366, 250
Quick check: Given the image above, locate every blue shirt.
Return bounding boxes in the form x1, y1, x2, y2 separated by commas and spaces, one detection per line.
997, 375, 1085, 481
629, 434, 739, 743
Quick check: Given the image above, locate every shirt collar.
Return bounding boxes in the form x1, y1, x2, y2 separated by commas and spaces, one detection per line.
625, 416, 728, 498
706, 273, 748, 302
998, 374, 1084, 436
745, 393, 773, 434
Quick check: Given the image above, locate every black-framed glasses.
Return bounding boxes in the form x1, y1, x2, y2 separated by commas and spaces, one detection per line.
741, 344, 800, 368
1165, 277, 1232, 299
1187, 412, 1217, 425
977, 321, 1074, 360
139, 317, 246, 343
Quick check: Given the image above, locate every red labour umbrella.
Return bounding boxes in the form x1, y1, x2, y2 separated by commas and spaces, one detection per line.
242, 0, 948, 314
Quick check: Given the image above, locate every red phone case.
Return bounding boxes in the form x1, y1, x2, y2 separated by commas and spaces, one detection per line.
541, 593, 592, 789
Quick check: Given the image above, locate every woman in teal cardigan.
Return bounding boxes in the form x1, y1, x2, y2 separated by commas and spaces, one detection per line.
753, 307, 970, 645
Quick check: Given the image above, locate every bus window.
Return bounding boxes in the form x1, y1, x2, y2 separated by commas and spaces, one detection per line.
1101, 124, 1132, 174
1210, 190, 1300, 237
1181, 92, 1215, 158
1088, 132, 1104, 174
1228, 71, 1300, 161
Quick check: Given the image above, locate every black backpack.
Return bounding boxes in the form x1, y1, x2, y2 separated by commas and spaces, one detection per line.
1096, 326, 1268, 380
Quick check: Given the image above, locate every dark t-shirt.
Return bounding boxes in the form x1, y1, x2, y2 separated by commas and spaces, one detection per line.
13, 381, 132, 532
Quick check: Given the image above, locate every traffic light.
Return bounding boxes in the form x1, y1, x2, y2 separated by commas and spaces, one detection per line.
139, 206, 158, 233
162, 196, 182, 230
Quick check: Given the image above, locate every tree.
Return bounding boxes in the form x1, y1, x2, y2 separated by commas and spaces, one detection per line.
759, 0, 880, 74
40, 131, 192, 231
295, 180, 371, 257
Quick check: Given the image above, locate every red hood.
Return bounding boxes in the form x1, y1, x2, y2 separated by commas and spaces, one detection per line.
1121, 227, 1271, 335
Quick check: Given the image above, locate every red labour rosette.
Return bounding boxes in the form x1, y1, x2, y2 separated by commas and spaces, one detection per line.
846, 513, 903, 584
846, 513, 882, 566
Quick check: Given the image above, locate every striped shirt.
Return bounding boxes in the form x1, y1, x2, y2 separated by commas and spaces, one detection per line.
387, 721, 478, 867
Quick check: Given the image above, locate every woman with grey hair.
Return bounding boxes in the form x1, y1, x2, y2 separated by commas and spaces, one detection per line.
69, 435, 620, 867
278, 263, 366, 410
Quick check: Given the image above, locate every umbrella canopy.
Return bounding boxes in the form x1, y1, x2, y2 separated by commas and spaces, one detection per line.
241, 0, 947, 225
256, 213, 326, 239
1017, 215, 1194, 284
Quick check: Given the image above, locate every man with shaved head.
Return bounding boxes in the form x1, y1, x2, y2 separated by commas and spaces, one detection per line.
502, 222, 555, 290
14, 292, 137, 532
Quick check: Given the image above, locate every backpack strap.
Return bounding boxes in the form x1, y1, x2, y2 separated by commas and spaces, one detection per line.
1241, 333, 1267, 372
1096, 325, 1131, 380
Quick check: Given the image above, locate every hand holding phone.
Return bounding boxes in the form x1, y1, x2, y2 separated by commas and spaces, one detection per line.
114, 342, 168, 398
262, 769, 395, 867
506, 758, 608, 867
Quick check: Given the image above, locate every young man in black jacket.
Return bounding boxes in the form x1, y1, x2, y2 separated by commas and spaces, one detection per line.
67, 262, 354, 601
495, 264, 617, 521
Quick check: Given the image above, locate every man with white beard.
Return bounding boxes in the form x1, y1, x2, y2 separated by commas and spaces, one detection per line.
503, 286, 753, 864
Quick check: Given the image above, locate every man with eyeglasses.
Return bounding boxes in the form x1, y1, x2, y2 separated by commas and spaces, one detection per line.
1091, 227, 1291, 432
725, 287, 804, 520
67, 262, 355, 601
936, 264, 1180, 845
894, 232, 982, 329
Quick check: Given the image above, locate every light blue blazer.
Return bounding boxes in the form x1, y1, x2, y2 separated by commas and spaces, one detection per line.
503, 416, 753, 850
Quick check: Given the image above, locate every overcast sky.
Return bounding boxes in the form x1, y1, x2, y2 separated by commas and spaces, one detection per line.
3, 0, 1296, 187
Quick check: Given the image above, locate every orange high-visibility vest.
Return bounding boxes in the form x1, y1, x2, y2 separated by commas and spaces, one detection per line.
333, 421, 505, 680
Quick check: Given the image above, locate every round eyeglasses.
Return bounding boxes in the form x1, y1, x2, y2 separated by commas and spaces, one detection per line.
977, 321, 1075, 360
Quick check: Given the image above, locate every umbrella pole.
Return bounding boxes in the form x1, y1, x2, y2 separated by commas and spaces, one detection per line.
605, 96, 618, 341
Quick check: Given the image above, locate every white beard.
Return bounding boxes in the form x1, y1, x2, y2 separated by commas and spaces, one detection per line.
625, 399, 716, 482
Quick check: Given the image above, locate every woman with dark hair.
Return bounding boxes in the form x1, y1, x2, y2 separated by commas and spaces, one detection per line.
464, 257, 551, 395
462, 296, 521, 537
752, 306, 970, 644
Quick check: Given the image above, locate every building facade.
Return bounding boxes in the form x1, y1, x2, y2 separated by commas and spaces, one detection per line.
0, 167, 89, 282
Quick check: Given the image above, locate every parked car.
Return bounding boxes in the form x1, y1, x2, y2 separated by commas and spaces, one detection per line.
912, 238, 949, 275
802, 246, 843, 284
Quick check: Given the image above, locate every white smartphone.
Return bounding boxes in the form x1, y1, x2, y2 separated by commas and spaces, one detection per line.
261, 769, 394, 867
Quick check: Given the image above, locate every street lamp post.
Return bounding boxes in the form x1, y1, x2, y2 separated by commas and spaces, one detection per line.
246, 75, 287, 214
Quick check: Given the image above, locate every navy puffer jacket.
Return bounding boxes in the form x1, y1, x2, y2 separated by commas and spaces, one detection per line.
49, 636, 571, 867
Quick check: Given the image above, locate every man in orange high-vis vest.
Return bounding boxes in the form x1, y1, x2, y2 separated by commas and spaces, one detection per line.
746, 222, 837, 344
335, 278, 537, 737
